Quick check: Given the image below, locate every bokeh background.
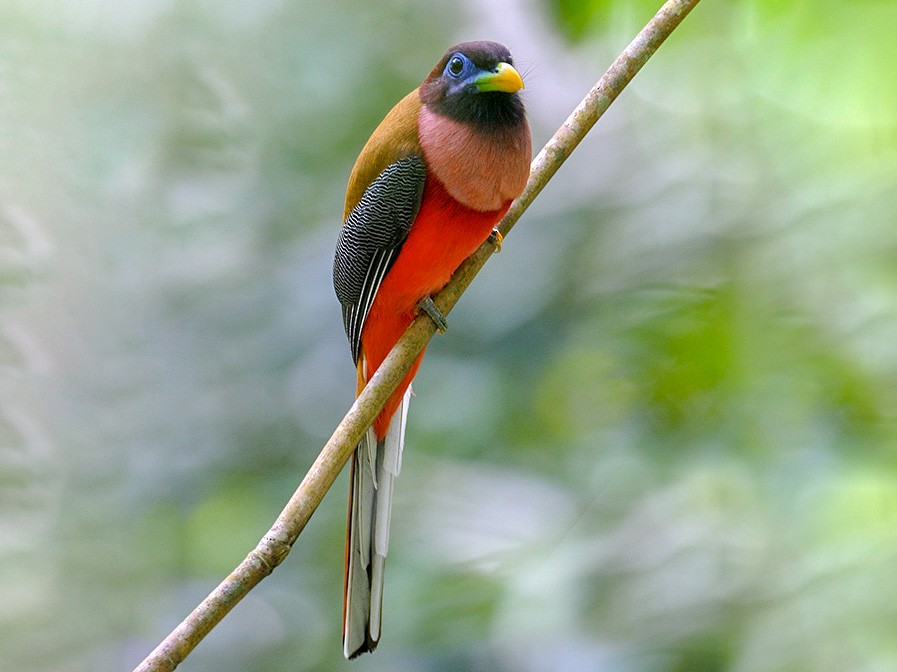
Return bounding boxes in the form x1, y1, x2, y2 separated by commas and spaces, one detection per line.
3, 0, 897, 670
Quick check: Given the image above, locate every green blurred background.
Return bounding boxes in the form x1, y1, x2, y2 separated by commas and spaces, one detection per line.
3, 0, 897, 670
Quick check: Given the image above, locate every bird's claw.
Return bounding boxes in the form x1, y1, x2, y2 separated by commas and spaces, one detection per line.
416, 296, 448, 333
489, 228, 504, 253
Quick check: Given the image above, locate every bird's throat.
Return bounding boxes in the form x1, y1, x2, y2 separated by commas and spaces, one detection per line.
418, 105, 531, 212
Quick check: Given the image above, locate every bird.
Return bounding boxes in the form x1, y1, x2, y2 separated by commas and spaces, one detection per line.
332, 40, 531, 658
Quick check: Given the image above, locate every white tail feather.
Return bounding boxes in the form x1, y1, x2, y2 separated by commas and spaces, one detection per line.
343, 387, 411, 659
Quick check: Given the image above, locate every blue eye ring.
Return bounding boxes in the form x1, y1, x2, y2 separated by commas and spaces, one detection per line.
446, 54, 466, 78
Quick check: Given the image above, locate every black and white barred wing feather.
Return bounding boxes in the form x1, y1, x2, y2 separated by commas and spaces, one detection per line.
333, 155, 427, 363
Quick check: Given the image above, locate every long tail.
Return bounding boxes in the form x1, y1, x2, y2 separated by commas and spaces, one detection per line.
343, 386, 410, 659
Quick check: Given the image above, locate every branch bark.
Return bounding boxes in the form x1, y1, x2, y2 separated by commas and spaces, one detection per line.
134, 1, 701, 669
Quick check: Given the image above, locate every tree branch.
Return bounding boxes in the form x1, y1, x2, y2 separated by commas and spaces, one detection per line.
133, 1, 701, 669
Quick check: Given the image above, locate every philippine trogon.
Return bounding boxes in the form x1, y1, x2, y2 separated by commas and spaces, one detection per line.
332, 40, 531, 658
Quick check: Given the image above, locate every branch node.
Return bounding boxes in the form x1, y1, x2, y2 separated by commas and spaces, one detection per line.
254, 535, 292, 573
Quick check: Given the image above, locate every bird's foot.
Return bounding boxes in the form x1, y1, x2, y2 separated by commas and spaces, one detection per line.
489, 228, 504, 253
416, 296, 448, 333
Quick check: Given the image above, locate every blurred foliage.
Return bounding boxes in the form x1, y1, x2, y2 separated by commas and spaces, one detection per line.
2, 0, 897, 671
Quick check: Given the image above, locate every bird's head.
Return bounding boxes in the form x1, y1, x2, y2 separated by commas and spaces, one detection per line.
420, 41, 526, 129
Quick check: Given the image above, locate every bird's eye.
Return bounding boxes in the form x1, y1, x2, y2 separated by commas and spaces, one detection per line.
447, 55, 465, 77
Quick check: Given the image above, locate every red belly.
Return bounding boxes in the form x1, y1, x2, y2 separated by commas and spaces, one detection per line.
360, 176, 509, 438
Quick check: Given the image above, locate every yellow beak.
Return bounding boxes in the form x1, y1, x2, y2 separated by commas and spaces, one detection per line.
474, 62, 525, 93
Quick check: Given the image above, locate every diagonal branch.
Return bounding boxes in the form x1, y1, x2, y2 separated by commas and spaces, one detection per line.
133, 1, 701, 669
